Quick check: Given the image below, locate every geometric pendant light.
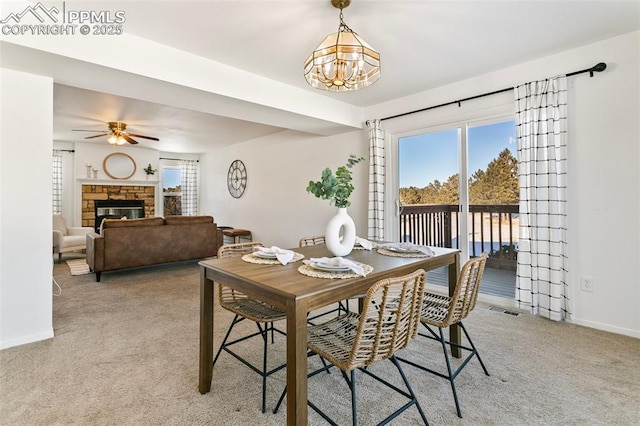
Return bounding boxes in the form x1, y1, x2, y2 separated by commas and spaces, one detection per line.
304, 0, 380, 92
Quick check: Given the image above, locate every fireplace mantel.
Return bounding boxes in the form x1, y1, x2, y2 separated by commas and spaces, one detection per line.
77, 178, 158, 186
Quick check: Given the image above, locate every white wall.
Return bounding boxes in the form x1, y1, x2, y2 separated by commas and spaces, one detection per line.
566, 32, 639, 337
0, 68, 54, 349
199, 129, 369, 249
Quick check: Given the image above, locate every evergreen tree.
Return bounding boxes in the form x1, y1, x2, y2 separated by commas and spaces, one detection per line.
399, 186, 422, 204
399, 148, 518, 205
438, 174, 459, 204
481, 148, 518, 204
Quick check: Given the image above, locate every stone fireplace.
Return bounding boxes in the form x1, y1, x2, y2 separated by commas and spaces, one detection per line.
94, 199, 146, 232
82, 185, 155, 231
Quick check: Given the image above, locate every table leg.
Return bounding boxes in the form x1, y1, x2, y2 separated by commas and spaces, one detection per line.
199, 267, 214, 393
448, 253, 462, 358
286, 298, 309, 426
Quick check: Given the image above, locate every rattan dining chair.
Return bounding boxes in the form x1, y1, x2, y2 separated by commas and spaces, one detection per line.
213, 241, 287, 413
299, 235, 326, 247
398, 253, 490, 418
274, 269, 430, 425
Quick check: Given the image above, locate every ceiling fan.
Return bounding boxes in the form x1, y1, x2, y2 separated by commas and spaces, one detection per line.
72, 121, 159, 145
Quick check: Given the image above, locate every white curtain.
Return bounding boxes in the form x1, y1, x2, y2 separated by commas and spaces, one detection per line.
52, 150, 63, 215
514, 76, 570, 321
366, 119, 385, 241
180, 160, 199, 216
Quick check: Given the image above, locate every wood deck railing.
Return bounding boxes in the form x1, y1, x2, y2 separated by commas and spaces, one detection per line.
399, 204, 519, 270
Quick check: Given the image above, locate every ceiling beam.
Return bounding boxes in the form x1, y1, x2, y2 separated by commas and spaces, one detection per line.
0, 32, 364, 136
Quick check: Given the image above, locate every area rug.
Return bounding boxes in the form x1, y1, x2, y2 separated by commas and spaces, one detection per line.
66, 259, 91, 276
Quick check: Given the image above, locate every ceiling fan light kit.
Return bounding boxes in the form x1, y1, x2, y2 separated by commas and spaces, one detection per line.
107, 121, 128, 145
107, 135, 126, 145
304, 0, 380, 92
72, 121, 159, 145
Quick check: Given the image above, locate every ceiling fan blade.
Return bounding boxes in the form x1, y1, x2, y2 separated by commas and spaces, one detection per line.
84, 133, 109, 139
122, 134, 139, 144
72, 129, 107, 132
127, 133, 159, 141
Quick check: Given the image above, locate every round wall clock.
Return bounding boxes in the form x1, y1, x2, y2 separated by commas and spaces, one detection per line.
227, 159, 247, 198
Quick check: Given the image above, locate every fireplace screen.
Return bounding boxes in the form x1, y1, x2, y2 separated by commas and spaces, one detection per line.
94, 200, 145, 232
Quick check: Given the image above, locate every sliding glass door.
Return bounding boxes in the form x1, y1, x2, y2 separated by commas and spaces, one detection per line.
467, 120, 518, 264
397, 118, 517, 268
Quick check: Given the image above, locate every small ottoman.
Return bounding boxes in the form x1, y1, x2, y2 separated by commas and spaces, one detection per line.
222, 228, 252, 245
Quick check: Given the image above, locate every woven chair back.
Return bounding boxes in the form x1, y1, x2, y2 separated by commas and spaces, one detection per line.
217, 242, 265, 304
299, 235, 325, 247
444, 253, 488, 326
218, 241, 265, 258
348, 269, 426, 369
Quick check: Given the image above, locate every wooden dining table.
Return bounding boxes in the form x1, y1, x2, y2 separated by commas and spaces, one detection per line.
199, 243, 460, 425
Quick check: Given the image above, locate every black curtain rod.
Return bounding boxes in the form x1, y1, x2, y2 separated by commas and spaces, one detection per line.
160, 157, 199, 162
56, 149, 75, 153
380, 62, 607, 121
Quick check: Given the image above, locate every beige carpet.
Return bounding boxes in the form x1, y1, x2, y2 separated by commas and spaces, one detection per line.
1, 261, 638, 425
66, 258, 91, 275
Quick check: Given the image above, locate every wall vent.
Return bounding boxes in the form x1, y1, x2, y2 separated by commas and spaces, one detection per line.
488, 306, 520, 317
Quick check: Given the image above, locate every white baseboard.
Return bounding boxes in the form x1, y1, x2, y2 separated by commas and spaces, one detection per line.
471, 296, 639, 339
0, 329, 54, 350
568, 318, 640, 339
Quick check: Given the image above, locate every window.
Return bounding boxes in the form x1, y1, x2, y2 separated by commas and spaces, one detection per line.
52, 150, 63, 214
162, 166, 182, 216
397, 118, 517, 264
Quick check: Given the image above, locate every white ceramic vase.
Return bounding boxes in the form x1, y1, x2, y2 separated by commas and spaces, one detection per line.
325, 207, 356, 257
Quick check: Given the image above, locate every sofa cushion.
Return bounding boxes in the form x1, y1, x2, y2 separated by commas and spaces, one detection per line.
164, 215, 213, 225
101, 217, 164, 230
99, 216, 127, 235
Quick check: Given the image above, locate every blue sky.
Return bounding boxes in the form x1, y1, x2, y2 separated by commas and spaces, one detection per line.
162, 168, 181, 190
399, 120, 516, 188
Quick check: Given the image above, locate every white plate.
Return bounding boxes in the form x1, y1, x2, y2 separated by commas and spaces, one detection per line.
310, 262, 351, 272
254, 251, 277, 259
385, 246, 422, 254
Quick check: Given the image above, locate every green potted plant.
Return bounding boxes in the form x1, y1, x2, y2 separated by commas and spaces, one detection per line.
143, 163, 157, 180
306, 155, 365, 208
307, 155, 365, 256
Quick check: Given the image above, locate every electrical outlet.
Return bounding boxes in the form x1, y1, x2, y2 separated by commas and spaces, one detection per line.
581, 276, 595, 292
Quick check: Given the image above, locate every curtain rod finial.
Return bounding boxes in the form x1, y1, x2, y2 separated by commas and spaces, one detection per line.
590, 62, 607, 77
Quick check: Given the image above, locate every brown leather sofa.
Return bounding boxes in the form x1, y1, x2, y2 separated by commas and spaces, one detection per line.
86, 215, 222, 282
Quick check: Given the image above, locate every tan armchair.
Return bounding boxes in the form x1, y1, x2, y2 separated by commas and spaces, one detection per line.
52, 215, 93, 262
